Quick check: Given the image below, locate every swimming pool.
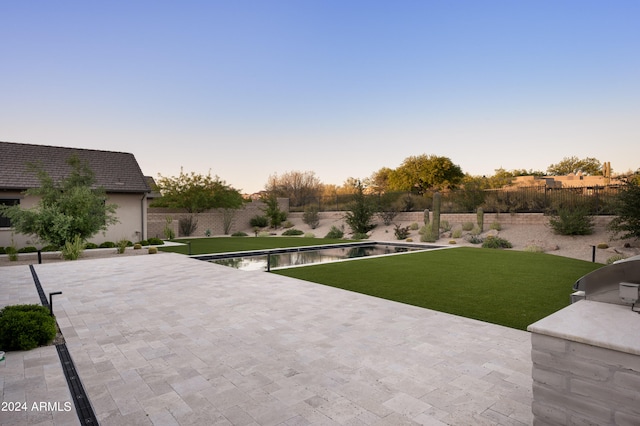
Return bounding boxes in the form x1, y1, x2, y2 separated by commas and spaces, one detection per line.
192, 241, 442, 271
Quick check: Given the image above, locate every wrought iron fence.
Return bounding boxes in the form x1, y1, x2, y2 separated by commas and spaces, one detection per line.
291, 186, 620, 215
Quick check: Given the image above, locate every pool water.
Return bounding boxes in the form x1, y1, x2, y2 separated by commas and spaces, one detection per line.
208, 243, 437, 271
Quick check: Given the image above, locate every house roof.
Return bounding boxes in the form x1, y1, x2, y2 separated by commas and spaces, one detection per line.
0, 141, 150, 193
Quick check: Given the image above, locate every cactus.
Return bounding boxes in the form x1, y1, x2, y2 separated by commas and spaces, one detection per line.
423, 209, 430, 226
431, 192, 441, 241
477, 208, 484, 232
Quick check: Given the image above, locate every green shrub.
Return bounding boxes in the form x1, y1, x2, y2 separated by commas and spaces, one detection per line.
6, 245, 18, 261
84, 242, 98, 249
133, 243, 142, 250
304, 232, 316, 238
41, 244, 59, 252
62, 235, 85, 260
231, 232, 248, 237
282, 228, 304, 236
148, 237, 164, 245
324, 225, 344, 239
303, 206, 320, 229
394, 224, 411, 240
420, 224, 436, 242
204, 229, 212, 237
471, 226, 482, 236
282, 221, 294, 229
18, 246, 38, 253
466, 235, 483, 244
0, 304, 57, 351
0, 247, 5, 255
116, 238, 129, 254
452, 228, 463, 239
163, 217, 175, 240
148, 247, 158, 254
482, 236, 513, 249
524, 245, 545, 253
352, 232, 369, 240
549, 207, 594, 235
462, 222, 474, 231
409, 222, 419, 230
440, 220, 452, 232
138, 240, 149, 246
99, 241, 116, 248
606, 254, 626, 264
250, 215, 269, 228
490, 221, 502, 231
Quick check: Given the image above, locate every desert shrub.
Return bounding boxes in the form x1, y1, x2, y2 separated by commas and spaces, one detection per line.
148, 247, 158, 254
394, 224, 411, 240
524, 245, 545, 253
324, 226, 344, 239
490, 221, 502, 231
179, 216, 198, 236
596, 243, 609, 249
99, 241, 116, 248
440, 221, 452, 232
466, 235, 483, 244
377, 210, 398, 226
6, 245, 18, 261
138, 240, 149, 246
84, 242, 98, 249
62, 235, 85, 260
0, 247, 5, 255
549, 207, 594, 235
133, 243, 142, 250
302, 206, 320, 229
409, 222, 419, 230
204, 229, 212, 237
116, 239, 129, 254
148, 237, 164, 245
420, 225, 436, 243
449, 240, 457, 244
304, 232, 316, 238
282, 221, 294, 229
352, 232, 369, 240
250, 215, 269, 228
0, 304, 57, 351
282, 228, 304, 236
41, 244, 59, 252
452, 228, 463, 238
231, 232, 248, 237
258, 231, 271, 237
18, 246, 38, 253
606, 254, 626, 264
471, 226, 482, 236
406, 238, 413, 242
482, 236, 513, 249
462, 221, 474, 231
163, 217, 175, 240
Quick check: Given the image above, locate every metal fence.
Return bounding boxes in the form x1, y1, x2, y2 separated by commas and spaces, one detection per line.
291, 186, 621, 215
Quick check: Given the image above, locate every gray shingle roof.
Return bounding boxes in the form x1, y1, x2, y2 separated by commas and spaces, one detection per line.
0, 141, 150, 193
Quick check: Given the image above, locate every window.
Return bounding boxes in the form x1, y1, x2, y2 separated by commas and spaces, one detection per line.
0, 199, 19, 228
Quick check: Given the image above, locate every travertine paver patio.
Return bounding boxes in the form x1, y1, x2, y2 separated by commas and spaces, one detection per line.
1, 253, 533, 425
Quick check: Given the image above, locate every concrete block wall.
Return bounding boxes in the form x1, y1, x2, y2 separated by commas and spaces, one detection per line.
531, 333, 640, 425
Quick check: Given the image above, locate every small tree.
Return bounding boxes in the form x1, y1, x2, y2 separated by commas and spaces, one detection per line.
0, 155, 118, 249
261, 194, 287, 228
343, 180, 376, 235
608, 178, 640, 240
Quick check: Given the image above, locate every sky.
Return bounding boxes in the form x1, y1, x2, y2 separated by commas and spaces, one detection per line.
2, 1, 639, 193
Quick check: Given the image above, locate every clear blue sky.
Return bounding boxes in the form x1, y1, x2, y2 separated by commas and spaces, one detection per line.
2, 1, 639, 193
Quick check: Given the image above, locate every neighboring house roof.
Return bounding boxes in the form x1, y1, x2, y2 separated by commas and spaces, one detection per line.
145, 176, 162, 199
0, 141, 150, 193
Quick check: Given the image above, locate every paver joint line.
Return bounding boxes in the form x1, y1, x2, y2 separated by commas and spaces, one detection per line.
30, 264, 100, 426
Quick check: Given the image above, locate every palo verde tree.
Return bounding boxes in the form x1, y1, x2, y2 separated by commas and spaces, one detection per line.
0, 155, 119, 249
343, 180, 377, 237
151, 169, 244, 236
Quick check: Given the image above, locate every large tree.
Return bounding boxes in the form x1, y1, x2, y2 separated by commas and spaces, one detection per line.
0, 155, 119, 248
607, 178, 640, 240
547, 156, 602, 176
264, 170, 321, 208
151, 169, 244, 213
388, 154, 464, 194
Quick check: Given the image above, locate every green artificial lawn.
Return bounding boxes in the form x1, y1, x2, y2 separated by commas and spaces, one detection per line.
274, 247, 603, 330
158, 237, 354, 255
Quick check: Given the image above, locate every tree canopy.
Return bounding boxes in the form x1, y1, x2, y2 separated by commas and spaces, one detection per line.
607, 178, 640, 240
265, 170, 321, 208
547, 156, 602, 176
151, 169, 244, 213
0, 155, 118, 248
386, 154, 464, 194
